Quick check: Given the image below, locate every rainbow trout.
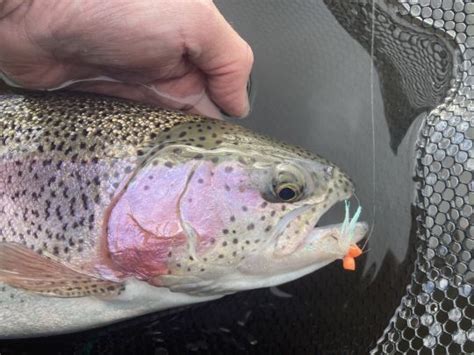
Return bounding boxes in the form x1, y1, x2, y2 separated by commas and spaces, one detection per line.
0, 92, 367, 338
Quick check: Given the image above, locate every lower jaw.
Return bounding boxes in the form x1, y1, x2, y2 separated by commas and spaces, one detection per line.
275, 221, 369, 270
305, 221, 369, 246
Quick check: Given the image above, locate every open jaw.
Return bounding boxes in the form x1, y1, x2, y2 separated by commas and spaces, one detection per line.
273, 199, 368, 257
291, 200, 368, 268
235, 201, 369, 291
303, 201, 368, 257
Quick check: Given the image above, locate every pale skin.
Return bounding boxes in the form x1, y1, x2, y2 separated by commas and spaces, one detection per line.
0, 0, 254, 118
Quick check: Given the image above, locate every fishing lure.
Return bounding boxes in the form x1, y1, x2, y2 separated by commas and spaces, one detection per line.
341, 201, 363, 271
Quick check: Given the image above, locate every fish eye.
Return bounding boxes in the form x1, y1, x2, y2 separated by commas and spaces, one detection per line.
275, 183, 300, 202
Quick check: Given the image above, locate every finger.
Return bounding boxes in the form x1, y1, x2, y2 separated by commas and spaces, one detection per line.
68, 81, 194, 112
185, 92, 222, 119
67, 71, 222, 118
185, 2, 254, 118
145, 69, 222, 118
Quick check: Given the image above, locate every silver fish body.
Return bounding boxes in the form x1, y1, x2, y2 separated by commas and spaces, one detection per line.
0, 92, 367, 338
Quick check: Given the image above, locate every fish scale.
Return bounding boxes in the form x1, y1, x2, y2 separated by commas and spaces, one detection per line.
0, 91, 367, 335
0, 92, 202, 294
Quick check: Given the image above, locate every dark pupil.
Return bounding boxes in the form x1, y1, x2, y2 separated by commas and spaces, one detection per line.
278, 187, 296, 201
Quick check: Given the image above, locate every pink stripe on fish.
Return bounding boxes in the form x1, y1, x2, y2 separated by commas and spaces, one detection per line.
107, 163, 194, 280
179, 161, 263, 252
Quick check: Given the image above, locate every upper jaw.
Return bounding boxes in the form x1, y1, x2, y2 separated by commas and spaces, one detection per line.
302, 221, 369, 257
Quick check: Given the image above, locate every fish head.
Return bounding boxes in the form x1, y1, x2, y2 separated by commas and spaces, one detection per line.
107, 119, 367, 296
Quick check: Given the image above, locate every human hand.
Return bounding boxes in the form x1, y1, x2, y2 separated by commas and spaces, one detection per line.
0, 0, 254, 118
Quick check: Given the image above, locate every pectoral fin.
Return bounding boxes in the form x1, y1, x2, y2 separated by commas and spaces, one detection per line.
0, 243, 124, 298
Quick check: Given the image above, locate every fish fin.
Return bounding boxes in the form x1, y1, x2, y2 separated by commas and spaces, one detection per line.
0, 243, 124, 298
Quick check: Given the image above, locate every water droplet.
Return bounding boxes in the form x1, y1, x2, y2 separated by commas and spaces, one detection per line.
459, 284, 472, 297
429, 322, 442, 336
423, 335, 437, 348
448, 308, 462, 322
453, 330, 467, 345
421, 314, 434, 326
423, 281, 435, 293
437, 278, 448, 290
417, 293, 430, 305
467, 327, 474, 342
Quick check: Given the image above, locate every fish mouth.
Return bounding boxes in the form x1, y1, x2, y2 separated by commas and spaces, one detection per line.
230, 202, 369, 291
303, 200, 368, 254
271, 194, 368, 256
271, 200, 368, 267
302, 221, 369, 257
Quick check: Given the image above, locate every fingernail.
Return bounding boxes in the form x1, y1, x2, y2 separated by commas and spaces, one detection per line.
247, 73, 253, 103
218, 108, 236, 119
246, 72, 256, 114
219, 73, 255, 119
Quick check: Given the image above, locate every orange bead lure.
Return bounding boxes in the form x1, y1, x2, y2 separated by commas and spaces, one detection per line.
340, 201, 364, 271
343, 244, 363, 271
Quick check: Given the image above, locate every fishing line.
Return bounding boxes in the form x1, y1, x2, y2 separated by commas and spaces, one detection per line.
362, 0, 377, 252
